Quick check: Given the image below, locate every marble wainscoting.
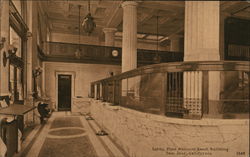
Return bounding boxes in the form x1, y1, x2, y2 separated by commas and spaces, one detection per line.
72, 98, 91, 114
90, 99, 249, 157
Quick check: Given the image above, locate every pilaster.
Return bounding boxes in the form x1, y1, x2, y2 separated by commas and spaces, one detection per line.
0, 0, 10, 96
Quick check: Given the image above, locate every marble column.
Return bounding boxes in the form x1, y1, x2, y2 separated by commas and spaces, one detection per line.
184, 1, 221, 117
103, 28, 117, 46
121, 1, 137, 73
0, 0, 10, 96
184, 1, 220, 61
121, 1, 138, 98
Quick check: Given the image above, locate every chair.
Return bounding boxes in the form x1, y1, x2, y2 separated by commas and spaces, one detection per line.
37, 102, 51, 124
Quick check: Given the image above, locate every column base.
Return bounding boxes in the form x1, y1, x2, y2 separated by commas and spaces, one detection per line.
24, 94, 34, 106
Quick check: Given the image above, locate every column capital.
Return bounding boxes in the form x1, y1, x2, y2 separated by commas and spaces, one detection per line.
121, 1, 138, 8
103, 27, 117, 46
103, 28, 117, 34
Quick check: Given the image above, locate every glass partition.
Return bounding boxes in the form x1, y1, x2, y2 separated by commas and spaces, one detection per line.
96, 83, 100, 100
140, 74, 162, 114
114, 80, 120, 105
121, 76, 144, 111
220, 71, 249, 118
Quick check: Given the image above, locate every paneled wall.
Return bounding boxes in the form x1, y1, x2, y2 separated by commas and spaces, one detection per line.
44, 62, 121, 111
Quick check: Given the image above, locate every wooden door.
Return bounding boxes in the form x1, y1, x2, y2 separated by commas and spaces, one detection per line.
58, 75, 72, 111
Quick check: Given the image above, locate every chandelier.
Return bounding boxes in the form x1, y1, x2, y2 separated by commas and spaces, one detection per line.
82, 0, 96, 35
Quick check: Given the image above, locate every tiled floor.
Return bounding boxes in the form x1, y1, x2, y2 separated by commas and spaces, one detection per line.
16, 112, 127, 157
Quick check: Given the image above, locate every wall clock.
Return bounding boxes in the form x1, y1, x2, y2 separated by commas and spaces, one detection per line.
112, 50, 119, 57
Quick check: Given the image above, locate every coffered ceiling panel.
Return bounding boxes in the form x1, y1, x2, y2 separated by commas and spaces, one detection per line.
39, 0, 250, 45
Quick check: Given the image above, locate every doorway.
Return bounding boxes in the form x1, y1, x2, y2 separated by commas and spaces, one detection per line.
57, 74, 72, 111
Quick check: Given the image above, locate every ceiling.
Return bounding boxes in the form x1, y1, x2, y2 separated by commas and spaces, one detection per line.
39, 1, 250, 45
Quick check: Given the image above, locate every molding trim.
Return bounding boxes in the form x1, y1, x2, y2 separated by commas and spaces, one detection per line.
55, 71, 75, 111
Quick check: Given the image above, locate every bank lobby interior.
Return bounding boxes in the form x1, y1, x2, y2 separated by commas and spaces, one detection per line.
0, 1, 249, 157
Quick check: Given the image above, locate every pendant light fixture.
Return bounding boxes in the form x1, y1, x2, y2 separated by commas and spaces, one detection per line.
75, 5, 81, 59
82, 0, 96, 35
153, 13, 161, 63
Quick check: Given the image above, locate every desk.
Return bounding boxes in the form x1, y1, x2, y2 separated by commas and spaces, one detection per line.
0, 104, 36, 133
0, 105, 36, 116
0, 105, 36, 157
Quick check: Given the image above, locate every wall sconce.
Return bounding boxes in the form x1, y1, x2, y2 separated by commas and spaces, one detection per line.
3, 44, 18, 67
32, 67, 42, 78
32, 67, 42, 99
26, 31, 32, 38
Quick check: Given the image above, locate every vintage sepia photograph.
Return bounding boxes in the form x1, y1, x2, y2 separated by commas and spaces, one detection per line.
0, 0, 249, 157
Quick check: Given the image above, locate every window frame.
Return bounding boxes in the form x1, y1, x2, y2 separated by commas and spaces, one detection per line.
8, 0, 28, 104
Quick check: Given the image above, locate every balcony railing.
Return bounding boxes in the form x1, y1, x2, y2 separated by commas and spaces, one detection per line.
39, 42, 183, 65
225, 44, 250, 61
90, 61, 250, 119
